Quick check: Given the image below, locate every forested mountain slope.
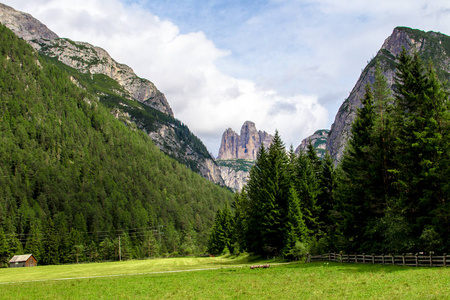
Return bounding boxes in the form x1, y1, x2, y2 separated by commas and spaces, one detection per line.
0, 24, 233, 266
0, 3, 224, 185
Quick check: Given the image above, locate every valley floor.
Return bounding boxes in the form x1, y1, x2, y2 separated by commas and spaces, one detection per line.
1, 256, 449, 299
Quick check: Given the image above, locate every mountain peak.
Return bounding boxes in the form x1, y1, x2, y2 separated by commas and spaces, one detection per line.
0, 3, 58, 47
217, 121, 273, 160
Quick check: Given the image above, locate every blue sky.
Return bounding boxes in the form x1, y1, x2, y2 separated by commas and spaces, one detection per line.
5, 0, 450, 155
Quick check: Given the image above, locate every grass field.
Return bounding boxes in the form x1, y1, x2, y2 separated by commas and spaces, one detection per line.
1, 255, 449, 299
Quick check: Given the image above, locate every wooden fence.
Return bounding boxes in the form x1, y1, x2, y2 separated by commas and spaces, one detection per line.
306, 252, 449, 267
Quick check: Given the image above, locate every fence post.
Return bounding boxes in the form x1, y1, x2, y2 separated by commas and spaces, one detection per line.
402, 254, 405, 266
382, 254, 385, 264
392, 254, 394, 265
363, 253, 365, 264
372, 254, 375, 264
430, 252, 432, 267
444, 254, 447, 267
415, 253, 418, 267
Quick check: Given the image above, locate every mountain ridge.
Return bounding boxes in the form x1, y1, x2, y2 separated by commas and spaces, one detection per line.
0, 3, 224, 185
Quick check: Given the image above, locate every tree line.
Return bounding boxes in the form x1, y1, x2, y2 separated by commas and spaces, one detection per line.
208, 49, 450, 258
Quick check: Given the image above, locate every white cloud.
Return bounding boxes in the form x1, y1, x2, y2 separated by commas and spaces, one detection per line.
4, 0, 329, 155
7, 0, 450, 156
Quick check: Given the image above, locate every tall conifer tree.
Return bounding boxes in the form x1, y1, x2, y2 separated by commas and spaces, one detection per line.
388, 49, 450, 251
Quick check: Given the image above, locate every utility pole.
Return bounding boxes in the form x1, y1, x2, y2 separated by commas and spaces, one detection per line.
158, 225, 163, 244
118, 235, 122, 261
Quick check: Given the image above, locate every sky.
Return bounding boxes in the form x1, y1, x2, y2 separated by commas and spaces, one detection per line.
4, 0, 450, 156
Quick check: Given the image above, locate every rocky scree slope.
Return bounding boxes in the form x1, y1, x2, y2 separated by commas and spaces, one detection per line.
0, 3, 224, 184
327, 27, 450, 163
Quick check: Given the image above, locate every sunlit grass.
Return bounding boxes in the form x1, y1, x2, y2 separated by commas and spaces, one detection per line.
1, 258, 449, 299
0, 254, 261, 283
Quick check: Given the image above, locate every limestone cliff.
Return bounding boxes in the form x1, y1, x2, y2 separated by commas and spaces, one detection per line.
0, 3, 58, 44
217, 121, 273, 160
216, 159, 255, 192
0, 3, 173, 117
326, 27, 450, 163
216, 121, 273, 190
149, 124, 224, 184
295, 129, 329, 158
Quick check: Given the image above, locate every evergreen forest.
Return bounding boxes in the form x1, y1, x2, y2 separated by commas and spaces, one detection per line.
208, 50, 450, 258
0, 24, 233, 267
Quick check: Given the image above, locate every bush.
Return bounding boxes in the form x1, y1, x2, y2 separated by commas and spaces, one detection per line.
289, 241, 308, 261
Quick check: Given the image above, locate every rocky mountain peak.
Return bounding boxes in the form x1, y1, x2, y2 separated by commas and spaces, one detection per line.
217, 121, 273, 160
0, 3, 173, 117
0, 3, 58, 46
295, 129, 329, 157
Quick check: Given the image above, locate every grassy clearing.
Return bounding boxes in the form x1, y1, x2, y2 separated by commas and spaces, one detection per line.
1, 257, 449, 299
0, 254, 261, 283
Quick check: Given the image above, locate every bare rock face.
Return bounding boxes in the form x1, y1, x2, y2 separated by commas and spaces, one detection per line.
295, 129, 329, 158
217, 128, 240, 160
216, 121, 272, 190
0, 3, 58, 44
217, 121, 273, 160
0, 3, 173, 117
148, 124, 225, 186
326, 27, 450, 163
219, 166, 250, 192
216, 159, 255, 191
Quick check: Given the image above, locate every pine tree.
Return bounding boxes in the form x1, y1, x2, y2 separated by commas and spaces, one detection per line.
388, 49, 450, 252
294, 151, 320, 236
24, 220, 43, 262
245, 143, 269, 253
317, 152, 336, 234
245, 131, 292, 256
335, 84, 378, 252
42, 218, 59, 265
283, 186, 308, 257
0, 228, 9, 267
231, 190, 249, 253
207, 209, 226, 255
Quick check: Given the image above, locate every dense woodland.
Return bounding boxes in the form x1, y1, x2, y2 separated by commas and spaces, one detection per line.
208, 50, 450, 258
0, 25, 233, 267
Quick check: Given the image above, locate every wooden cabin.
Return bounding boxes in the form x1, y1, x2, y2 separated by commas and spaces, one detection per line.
9, 254, 37, 268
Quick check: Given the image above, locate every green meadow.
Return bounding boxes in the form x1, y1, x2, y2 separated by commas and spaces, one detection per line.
1, 256, 449, 299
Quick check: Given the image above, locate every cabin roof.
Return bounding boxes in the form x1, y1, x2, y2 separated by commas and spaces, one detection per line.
9, 254, 35, 263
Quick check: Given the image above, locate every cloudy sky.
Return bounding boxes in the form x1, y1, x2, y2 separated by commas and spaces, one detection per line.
4, 0, 450, 155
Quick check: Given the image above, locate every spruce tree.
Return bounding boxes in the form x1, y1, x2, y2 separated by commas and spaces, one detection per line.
294, 151, 320, 236
283, 186, 308, 257
245, 143, 269, 253
207, 209, 226, 255
317, 152, 336, 234
335, 84, 378, 252
389, 49, 450, 252
244, 131, 293, 256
